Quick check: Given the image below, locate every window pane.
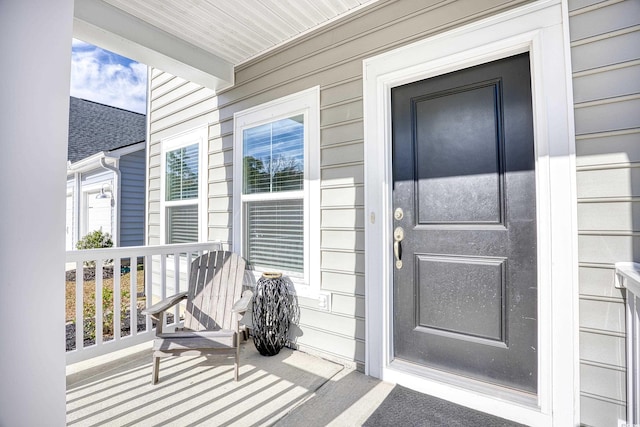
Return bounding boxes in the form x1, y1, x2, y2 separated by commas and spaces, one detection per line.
166, 143, 199, 201
246, 199, 303, 273
243, 115, 303, 194
167, 205, 198, 243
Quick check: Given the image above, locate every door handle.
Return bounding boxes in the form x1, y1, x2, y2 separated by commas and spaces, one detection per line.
394, 226, 404, 269
394, 241, 402, 267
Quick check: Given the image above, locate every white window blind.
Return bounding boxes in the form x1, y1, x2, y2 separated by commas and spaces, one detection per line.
167, 205, 198, 244
246, 199, 304, 272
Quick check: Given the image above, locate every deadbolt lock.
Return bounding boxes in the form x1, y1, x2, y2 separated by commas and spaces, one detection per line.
394, 207, 404, 221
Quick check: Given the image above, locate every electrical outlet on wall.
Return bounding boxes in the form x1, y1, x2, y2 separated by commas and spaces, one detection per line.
318, 294, 328, 310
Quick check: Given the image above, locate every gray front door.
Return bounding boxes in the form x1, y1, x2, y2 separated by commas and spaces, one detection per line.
391, 52, 537, 394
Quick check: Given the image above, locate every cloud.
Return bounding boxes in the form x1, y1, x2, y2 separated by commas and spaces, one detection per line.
70, 39, 147, 114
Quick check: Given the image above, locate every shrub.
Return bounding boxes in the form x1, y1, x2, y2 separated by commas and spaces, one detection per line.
76, 229, 113, 250
76, 229, 113, 266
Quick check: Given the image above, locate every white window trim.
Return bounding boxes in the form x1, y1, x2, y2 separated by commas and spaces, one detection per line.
363, 1, 578, 426
160, 126, 207, 244
233, 86, 322, 300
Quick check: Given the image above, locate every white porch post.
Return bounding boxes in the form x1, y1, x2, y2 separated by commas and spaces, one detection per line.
0, 0, 73, 425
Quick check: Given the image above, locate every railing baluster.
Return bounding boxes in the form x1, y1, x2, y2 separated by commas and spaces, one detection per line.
186, 251, 193, 317
113, 257, 121, 341
75, 261, 83, 352
160, 255, 167, 301
160, 255, 167, 328
95, 261, 103, 346
174, 251, 180, 327
130, 256, 137, 337
145, 254, 153, 333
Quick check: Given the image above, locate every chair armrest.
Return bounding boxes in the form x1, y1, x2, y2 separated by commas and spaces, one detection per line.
231, 290, 253, 314
141, 291, 188, 318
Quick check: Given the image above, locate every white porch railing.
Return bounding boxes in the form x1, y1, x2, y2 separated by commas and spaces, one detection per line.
65, 242, 221, 365
615, 262, 640, 425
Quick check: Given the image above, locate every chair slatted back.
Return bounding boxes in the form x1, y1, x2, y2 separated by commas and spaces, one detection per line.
183, 251, 246, 331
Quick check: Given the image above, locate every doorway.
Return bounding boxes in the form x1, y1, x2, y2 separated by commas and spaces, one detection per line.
391, 53, 537, 394
363, 3, 578, 424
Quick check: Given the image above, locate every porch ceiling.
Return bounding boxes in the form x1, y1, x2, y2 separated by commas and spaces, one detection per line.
74, 0, 380, 90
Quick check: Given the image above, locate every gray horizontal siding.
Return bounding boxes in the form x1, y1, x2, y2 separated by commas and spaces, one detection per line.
570, 0, 640, 424
119, 149, 145, 247
577, 129, 640, 167
581, 395, 626, 427
146, 0, 534, 364
578, 200, 640, 231
571, 27, 640, 73
574, 96, 640, 135
569, 0, 640, 41
579, 298, 625, 334
572, 62, 640, 104
580, 330, 625, 367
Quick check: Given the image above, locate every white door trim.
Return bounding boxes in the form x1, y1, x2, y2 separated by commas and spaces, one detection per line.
362, 1, 578, 426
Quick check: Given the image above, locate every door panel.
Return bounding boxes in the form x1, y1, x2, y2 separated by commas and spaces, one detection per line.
416, 82, 503, 224
416, 254, 506, 343
391, 53, 537, 394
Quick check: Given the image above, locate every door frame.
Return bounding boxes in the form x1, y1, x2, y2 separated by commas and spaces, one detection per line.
362, 1, 578, 426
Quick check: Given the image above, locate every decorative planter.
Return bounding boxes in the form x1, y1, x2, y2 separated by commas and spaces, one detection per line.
252, 272, 292, 356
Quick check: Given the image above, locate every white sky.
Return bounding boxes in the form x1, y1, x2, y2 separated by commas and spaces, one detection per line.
70, 39, 147, 114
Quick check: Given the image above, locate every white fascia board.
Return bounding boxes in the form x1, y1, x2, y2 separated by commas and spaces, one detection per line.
68, 151, 107, 173
73, 0, 234, 91
67, 142, 145, 174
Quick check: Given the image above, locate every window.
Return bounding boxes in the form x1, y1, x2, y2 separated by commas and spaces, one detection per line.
234, 87, 319, 290
161, 128, 206, 244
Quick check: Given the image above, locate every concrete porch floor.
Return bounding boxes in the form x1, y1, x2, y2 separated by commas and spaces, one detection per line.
66, 341, 394, 426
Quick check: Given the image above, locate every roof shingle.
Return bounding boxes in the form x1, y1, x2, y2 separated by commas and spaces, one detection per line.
68, 97, 146, 163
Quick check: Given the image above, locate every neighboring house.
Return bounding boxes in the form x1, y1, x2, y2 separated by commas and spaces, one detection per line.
67, 97, 146, 249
